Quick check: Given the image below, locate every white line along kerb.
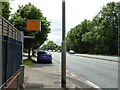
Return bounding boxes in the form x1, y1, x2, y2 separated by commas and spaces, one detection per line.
86, 80, 100, 88
62, 0, 65, 2
71, 73, 75, 77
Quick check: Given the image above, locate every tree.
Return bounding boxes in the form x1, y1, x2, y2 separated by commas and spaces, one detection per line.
82, 2, 119, 55
66, 2, 119, 55
1, 2, 11, 20
10, 3, 51, 59
66, 19, 92, 53
41, 41, 61, 51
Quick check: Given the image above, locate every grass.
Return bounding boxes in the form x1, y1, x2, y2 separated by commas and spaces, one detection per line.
23, 58, 35, 67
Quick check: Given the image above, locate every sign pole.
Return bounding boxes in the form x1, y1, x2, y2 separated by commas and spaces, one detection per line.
61, 0, 66, 88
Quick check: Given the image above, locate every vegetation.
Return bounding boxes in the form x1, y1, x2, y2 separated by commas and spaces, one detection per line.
66, 2, 120, 55
10, 3, 51, 59
1, 2, 11, 20
23, 59, 35, 67
41, 41, 61, 51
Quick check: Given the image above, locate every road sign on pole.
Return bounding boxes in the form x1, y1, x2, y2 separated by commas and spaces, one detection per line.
27, 20, 41, 31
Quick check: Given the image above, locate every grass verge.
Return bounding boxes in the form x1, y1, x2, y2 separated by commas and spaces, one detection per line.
23, 59, 35, 67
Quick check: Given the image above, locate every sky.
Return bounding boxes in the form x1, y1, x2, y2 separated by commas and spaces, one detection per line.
9, 0, 120, 45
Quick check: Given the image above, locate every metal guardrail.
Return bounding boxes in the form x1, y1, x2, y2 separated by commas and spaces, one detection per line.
0, 16, 22, 87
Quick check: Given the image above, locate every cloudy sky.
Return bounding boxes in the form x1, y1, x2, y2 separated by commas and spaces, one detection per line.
10, 0, 119, 45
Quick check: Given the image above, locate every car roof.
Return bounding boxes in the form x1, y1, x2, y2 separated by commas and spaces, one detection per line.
37, 50, 45, 53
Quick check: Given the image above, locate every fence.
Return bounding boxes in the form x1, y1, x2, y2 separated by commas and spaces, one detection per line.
0, 16, 22, 87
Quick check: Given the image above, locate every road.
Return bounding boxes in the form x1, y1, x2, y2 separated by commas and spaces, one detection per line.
51, 52, 118, 88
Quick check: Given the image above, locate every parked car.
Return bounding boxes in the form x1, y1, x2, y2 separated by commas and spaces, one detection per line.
37, 50, 52, 63
69, 50, 75, 54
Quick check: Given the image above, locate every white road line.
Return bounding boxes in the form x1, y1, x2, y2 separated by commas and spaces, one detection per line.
71, 73, 75, 77
53, 60, 100, 89
53, 60, 76, 78
53, 60, 61, 67
86, 80, 100, 88
58, 65, 61, 67
66, 70, 68, 72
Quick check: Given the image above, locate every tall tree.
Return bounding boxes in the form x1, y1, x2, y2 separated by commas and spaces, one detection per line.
66, 19, 92, 53
10, 3, 51, 59
82, 2, 119, 55
67, 2, 119, 55
1, 2, 11, 20
41, 41, 61, 51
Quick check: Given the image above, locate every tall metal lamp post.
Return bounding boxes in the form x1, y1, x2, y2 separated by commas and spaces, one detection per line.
117, 2, 120, 56
61, 0, 66, 88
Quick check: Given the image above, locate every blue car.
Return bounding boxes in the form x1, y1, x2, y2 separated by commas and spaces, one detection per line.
37, 50, 52, 63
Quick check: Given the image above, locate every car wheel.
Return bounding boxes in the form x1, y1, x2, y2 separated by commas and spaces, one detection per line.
49, 61, 52, 64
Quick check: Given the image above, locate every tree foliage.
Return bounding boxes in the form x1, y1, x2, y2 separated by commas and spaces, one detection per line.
66, 19, 92, 53
41, 41, 61, 51
66, 2, 120, 55
10, 3, 51, 49
1, 2, 11, 20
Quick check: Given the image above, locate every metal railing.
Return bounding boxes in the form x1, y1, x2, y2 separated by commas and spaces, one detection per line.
0, 16, 22, 86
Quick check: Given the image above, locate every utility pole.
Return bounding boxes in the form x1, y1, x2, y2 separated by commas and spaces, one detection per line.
61, 0, 66, 88
118, 2, 120, 56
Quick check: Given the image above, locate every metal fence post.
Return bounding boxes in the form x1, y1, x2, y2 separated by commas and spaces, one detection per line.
20, 31, 24, 63
19, 65, 25, 88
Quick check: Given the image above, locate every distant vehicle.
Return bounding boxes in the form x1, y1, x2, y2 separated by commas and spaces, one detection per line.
69, 50, 75, 54
37, 50, 52, 63
53, 50, 56, 52
57, 50, 60, 53
48, 50, 52, 52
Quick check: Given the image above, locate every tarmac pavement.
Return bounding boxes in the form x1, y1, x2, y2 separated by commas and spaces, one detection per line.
22, 57, 101, 90
74, 54, 119, 62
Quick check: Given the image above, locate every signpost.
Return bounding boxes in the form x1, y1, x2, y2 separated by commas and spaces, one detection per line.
26, 19, 40, 59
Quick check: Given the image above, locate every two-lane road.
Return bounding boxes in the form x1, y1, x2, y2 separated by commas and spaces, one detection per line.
51, 52, 118, 88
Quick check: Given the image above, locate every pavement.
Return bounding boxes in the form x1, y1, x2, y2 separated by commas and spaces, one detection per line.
74, 54, 119, 63
22, 56, 102, 90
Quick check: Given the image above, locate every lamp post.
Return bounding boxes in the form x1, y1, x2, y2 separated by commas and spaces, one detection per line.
61, 0, 66, 88
117, 2, 120, 56
116, 2, 120, 56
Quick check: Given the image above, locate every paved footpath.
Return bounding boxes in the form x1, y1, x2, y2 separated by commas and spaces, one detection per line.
22, 60, 101, 90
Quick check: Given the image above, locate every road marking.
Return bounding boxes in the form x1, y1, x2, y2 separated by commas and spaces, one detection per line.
53, 60, 61, 67
66, 70, 68, 72
86, 80, 100, 88
53, 60, 101, 89
53, 60, 76, 78
71, 73, 75, 77
58, 65, 61, 67
53, 60, 58, 65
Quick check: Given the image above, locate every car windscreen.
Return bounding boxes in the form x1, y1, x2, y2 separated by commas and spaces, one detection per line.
38, 52, 46, 55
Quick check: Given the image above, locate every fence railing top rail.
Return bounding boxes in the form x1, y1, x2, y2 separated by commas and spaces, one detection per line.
0, 15, 22, 41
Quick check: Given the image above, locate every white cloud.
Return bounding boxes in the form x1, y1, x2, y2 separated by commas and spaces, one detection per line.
10, 0, 120, 45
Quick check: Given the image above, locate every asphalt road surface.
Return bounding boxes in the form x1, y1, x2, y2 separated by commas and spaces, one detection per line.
51, 52, 118, 88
